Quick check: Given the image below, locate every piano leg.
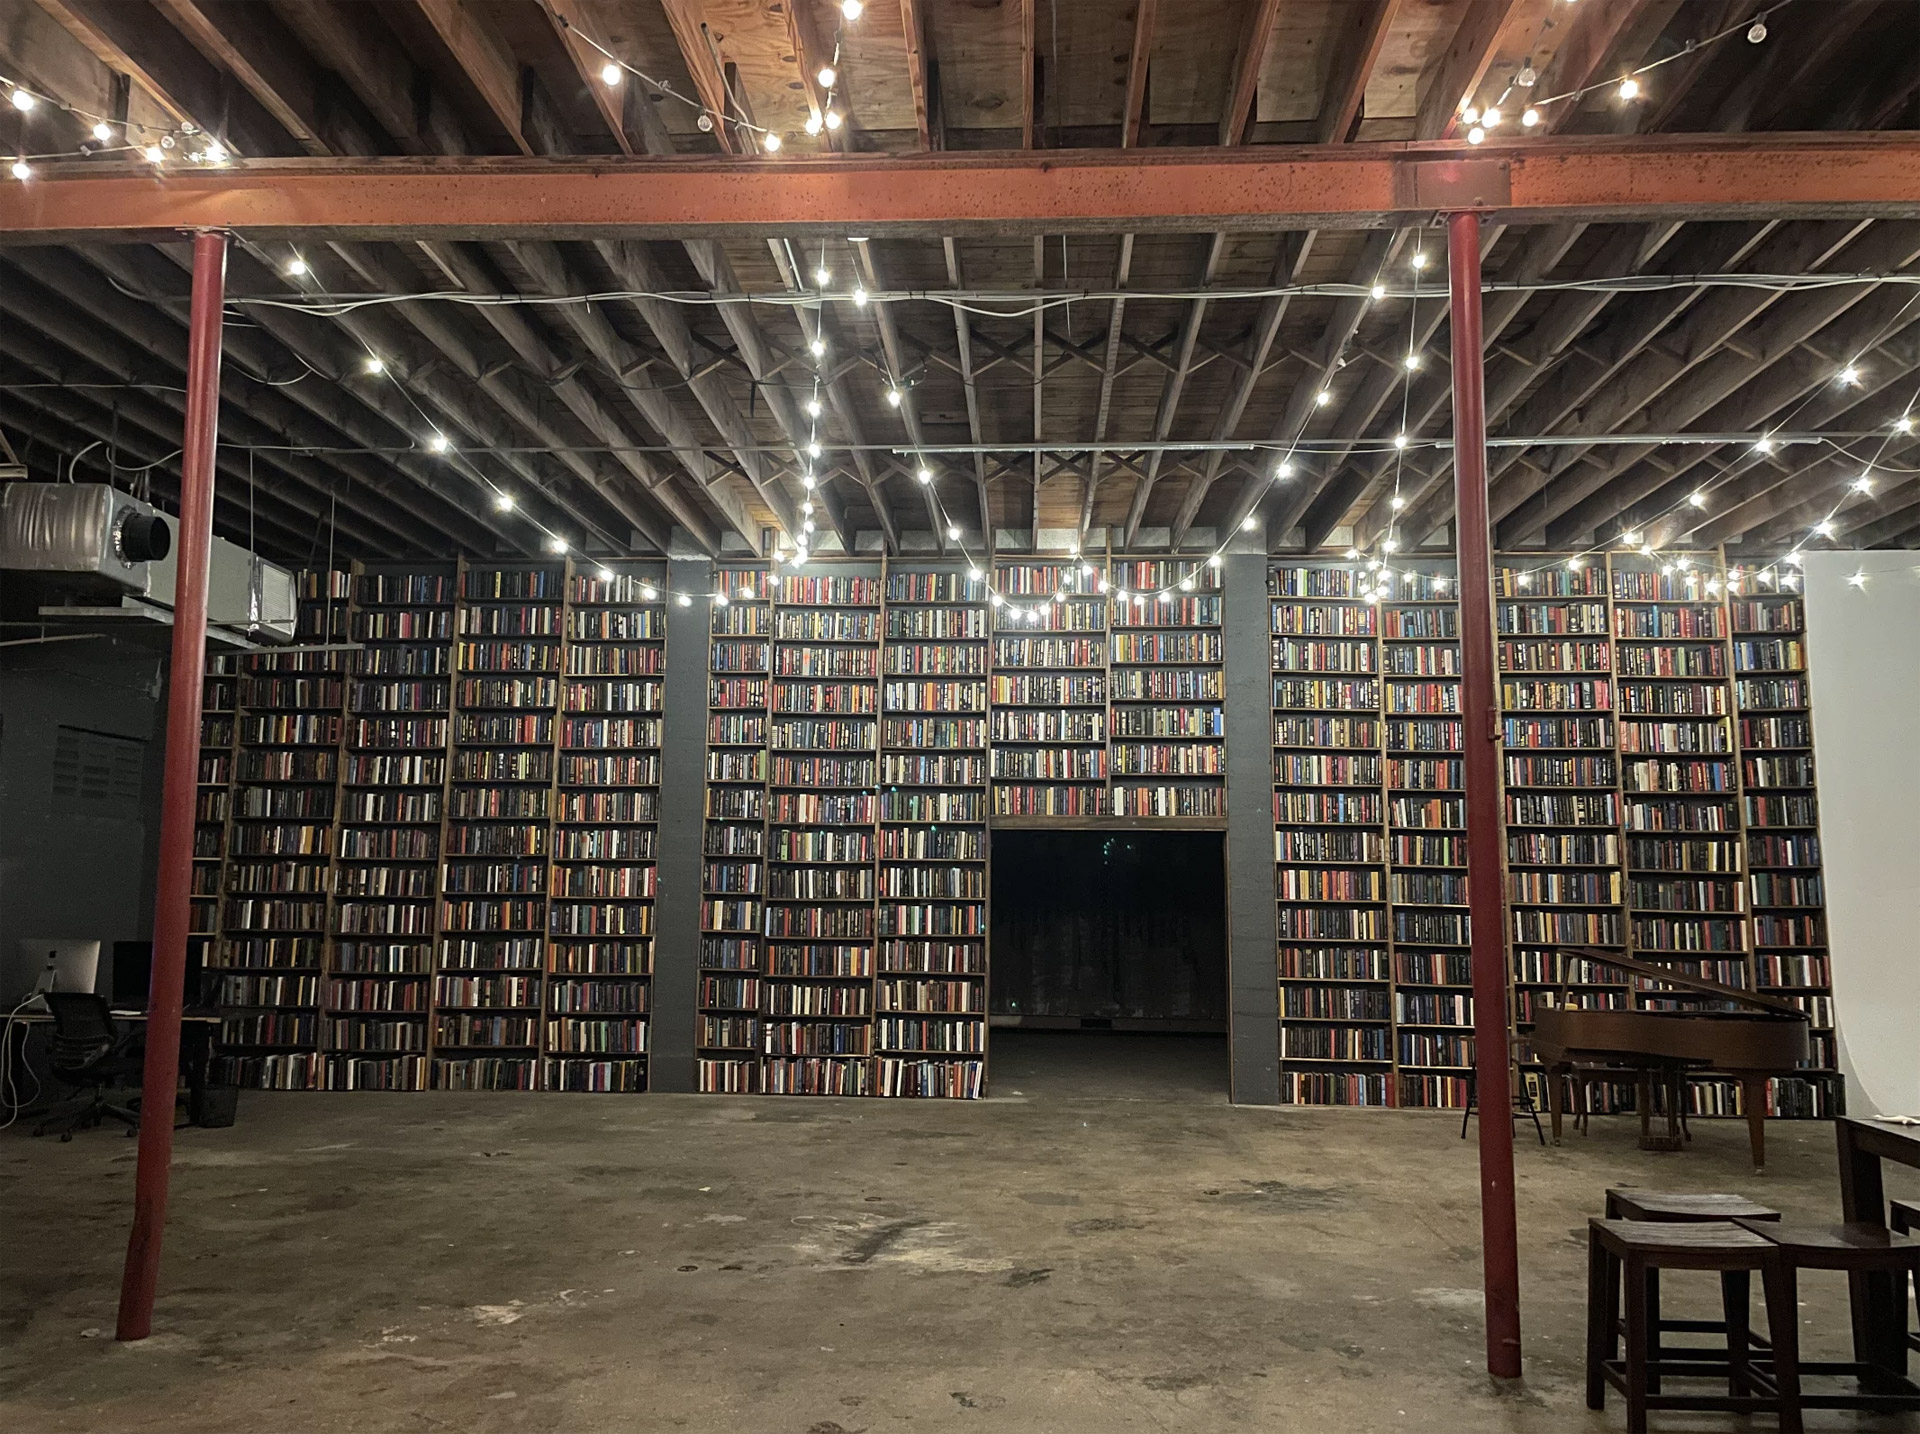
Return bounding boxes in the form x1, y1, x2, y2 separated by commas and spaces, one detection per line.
1739, 1074, 1769, 1173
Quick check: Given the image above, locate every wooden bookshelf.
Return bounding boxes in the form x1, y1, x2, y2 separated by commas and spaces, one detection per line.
1270, 564, 1392, 1106
1731, 576, 1837, 1116
327, 564, 456, 1091
208, 571, 350, 1090
698, 565, 774, 1093
878, 563, 990, 1097
991, 560, 1110, 818
433, 561, 564, 1091
546, 560, 664, 1092
191, 655, 237, 998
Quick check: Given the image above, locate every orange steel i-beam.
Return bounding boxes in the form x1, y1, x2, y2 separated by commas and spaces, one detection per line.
1, 135, 1918, 242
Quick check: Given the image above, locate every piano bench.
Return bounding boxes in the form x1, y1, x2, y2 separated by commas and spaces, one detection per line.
1588, 1219, 1804, 1434
1732, 1220, 1920, 1412
1895, 1201, 1920, 1357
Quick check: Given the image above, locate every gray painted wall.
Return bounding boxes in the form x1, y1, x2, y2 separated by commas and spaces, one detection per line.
647, 555, 713, 1092
1222, 552, 1280, 1103
0, 636, 166, 1000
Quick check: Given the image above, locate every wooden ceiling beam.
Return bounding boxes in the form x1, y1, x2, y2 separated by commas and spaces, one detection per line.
1122, 0, 1156, 149
35, 0, 292, 155
541, 0, 636, 155
1412, 0, 1523, 141
898, 0, 933, 150
941, 239, 993, 537
412, 0, 536, 155
1311, 0, 1398, 145
1123, 231, 1226, 543
1020, 0, 1036, 149
657, 0, 738, 154
1218, 0, 1281, 146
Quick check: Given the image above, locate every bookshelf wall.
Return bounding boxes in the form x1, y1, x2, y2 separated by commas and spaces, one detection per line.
202, 551, 1832, 1114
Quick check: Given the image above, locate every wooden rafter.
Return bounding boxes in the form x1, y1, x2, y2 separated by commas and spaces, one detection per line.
1218, 0, 1280, 146
1412, 0, 1523, 141
1123, 0, 1157, 149
1311, 0, 1399, 145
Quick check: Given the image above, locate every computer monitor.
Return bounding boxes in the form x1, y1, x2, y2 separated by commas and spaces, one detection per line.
14, 939, 101, 1005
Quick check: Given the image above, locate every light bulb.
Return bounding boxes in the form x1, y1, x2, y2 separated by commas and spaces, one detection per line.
494, 492, 515, 512
1838, 365, 1861, 386
143, 145, 164, 164
1382, 537, 1399, 553
1521, 107, 1540, 128
1621, 530, 1643, 545
1848, 570, 1867, 589
1754, 437, 1774, 454
1566, 557, 1583, 571
1208, 554, 1222, 569
1080, 563, 1095, 578
824, 109, 842, 131
817, 66, 837, 88
807, 442, 822, 458
714, 590, 729, 606
1054, 591, 1068, 604
9, 160, 28, 182
1896, 415, 1913, 434
640, 584, 657, 601
597, 566, 616, 582
804, 519, 816, 533
1158, 591, 1173, 603
696, 113, 713, 133
1852, 475, 1874, 494
1688, 491, 1707, 508
968, 567, 982, 581
813, 266, 831, 286
802, 474, 816, 490
203, 143, 227, 165
11, 89, 34, 112
1370, 283, 1386, 300
1785, 550, 1803, 566
806, 398, 823, 418
1618, 77, 1640, 101
1180, 577, 1194, 591
805, 114, 823, 137
1461, 105, 1480, 126
1115, 589, 1128, 603
989, 592, 1003, 606
1404, 353, 1421, 370
547, 536, 569, 554
1815, 520, 1835, 537
601, 63, 622, 86
363, 355, 385, 374
427, 433, 450, 453
763, 132, 782, 153
852, 286, 868, 306
1315, 389, 1332, 407
946, 525, 960, 541
809, 337, 826, 357
1391, 495, 1406, 510
802, 500, 814, 514
841, 0, 863, 17
1517, 572, 1532, 588
1394, 434, 1409, 450
1467, 126, 1486, 145
1275, 460, 1294, 479
1748, 20, 1767, 42
285, 256, 308, 276
916, 467, 932, 485
677, 593, 692, 607
1242, 515, 1258, 532
1411, 251, 1428, 271
1346, 549, 1361, 561
91, 121, 113, 143
887, 388, 903, 407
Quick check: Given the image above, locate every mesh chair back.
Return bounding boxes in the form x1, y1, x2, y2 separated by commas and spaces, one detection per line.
44, 991, 115, 1072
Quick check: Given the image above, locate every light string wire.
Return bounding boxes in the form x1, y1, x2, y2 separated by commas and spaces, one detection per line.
0, 69, 233, 177
1458, 0, 1798, 141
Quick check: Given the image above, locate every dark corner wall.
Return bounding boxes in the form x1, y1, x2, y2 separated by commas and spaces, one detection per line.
0, 631, 166, 998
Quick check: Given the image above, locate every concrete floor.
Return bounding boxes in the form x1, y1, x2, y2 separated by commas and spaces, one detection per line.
2, 1031, 1916, 1434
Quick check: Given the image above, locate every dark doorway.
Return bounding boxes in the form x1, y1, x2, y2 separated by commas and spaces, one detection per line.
990, 830, 1228, 1028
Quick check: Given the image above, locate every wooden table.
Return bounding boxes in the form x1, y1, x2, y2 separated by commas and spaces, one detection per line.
1835, 1116, 1920, 1373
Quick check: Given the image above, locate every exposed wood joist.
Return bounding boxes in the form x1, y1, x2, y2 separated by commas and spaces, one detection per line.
1312, 0, 1400, 145
1122, 0, 1156, 150
1218, 0, 1280, 146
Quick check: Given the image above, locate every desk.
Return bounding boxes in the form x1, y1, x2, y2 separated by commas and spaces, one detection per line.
10, 1010, 220, 1124
1836, 1117, 1920, 1373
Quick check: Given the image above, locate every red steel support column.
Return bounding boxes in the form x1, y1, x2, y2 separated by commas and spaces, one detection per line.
117, 229, 227, 1342
1449, 208, 1523, 1379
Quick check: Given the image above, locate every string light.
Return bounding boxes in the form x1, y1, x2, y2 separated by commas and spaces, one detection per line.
1521, 107, 1540, 128
1403, 354, 1421, 371
1370, 284, 1386, 300
887, 387, 903, 407
285, 257, 309, 277
601, 62, 622, 86
763, 133, 782, 153
1837, 365, 1861, 386
817, 66, 837, 88
824, 110, 843, 131
426, 433, 450, 454
493, 493, 516, 512
915, 467, 932, 485
363, 355, 385, 375
1315, 389, 1332, 407
852, 286, 868, 306
677, 593, 693, 607
1618, 78, 1640, 101
1852, 474, 1874, 494
1848, 570, 1868, 589
142, 146, 164, 164
90, 122, 111, 143
546, 536, 569, 554
1688, 491, 1707, 507
841, 0, 864, 17
10, 88, 34, 112
1275, 460, 1295, 479
9, 160, 28, 182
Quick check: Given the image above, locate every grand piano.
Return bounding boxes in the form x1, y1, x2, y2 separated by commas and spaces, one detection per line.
1524, 947, 1810, 1173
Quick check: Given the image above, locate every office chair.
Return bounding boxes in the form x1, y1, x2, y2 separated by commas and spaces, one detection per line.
33, 993, 142, 1140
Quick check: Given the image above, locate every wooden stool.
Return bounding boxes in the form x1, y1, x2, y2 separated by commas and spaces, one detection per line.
1587, 1219, 1802, 1434
1736, 1220, 1920, 1412
1893, 1202, 1920, 1357
1604, 1189, 1782, 1387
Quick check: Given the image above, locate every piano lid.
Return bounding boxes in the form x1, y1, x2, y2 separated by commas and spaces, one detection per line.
1552, 947, 1805, 1019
